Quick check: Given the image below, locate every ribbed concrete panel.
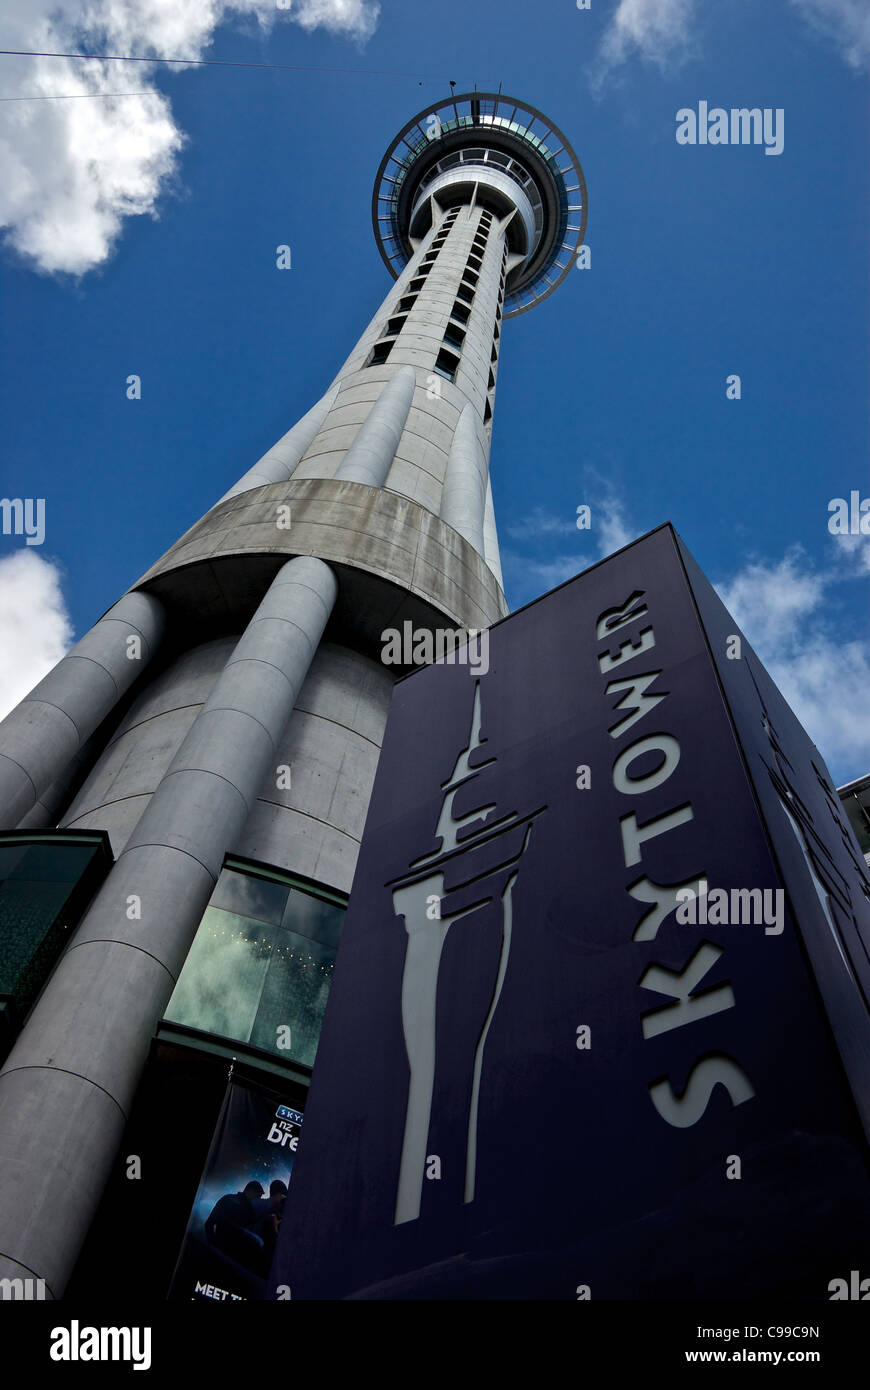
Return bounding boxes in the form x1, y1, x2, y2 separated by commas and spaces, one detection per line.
483, 475, 505, 590
392, 429, 452, 475
292, 640, 394, 745
403, 401, 461, 453
334, 366, 417, 487
272, 208, 504, 523
61, 637, 236, 854
16, 736, 100, 830
384, 463, 443, 515
235, 642, 394, 892
241, 805, 360, 895
62, 795, 154, 850
440, 403, 488, 554
288, 451, 348, 480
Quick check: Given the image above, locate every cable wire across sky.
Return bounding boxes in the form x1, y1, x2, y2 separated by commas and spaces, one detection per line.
0, 48, 471, 82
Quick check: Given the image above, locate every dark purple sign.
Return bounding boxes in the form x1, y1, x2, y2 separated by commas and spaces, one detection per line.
271, 525, 870, 1300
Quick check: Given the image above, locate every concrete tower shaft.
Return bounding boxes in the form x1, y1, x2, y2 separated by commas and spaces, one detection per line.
0, 92, 586, 1296
206, 200, 509, 563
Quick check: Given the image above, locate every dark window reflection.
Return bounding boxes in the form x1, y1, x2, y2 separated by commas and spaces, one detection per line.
209, 871, 287, 927
0, 834, 111, 1054
164, 866, 345, 1068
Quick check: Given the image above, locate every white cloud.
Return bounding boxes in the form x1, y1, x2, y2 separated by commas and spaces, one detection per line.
504, 506, 577, 541
789, 0, 870, 72
0, 0, 380, 275
715, 549, 870, 781
502, 552, 585, 596
591, 0, 695, 90
590, 0, 869, 93
830, 530, 870, 576
501, 493, 640, 604
597, 497, 635, 558
0, 551, 75, 720
290, 0, 379, 36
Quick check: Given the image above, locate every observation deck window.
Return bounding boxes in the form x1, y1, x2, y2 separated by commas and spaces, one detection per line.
433, 347, 459, 382
368, 340, 393, 366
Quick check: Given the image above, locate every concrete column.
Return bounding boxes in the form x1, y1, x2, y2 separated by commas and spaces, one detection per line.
0, 555, 337, 1297
0, 591, 164, 830
218, 382, 341, 503
483, 476, 505, 592
333, 365, 417, 488
16, 739, 98, 830
440, 403, 487, 555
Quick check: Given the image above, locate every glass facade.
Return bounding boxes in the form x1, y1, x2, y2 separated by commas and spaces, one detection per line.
839, 774, 870, 861
163, 860, 346, 1070
0, 831, 112, 1058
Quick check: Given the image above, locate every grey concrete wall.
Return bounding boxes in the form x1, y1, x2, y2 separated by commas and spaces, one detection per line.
441, 402, 488, 555
58, 637, 394, 892
334, 366, 417, 488
60, 637, 238, 854
293, 207, 504, 530
237, 642, 395, 893
132, 207, 508, 598
483, 476, 505, 593
136, 478, 509, 634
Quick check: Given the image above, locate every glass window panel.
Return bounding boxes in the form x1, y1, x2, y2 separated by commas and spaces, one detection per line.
281, 887, 344, 950
208, 868, 289, 926
249, 931, 335, 1068
0, 837, 109, 1028
0, 845, 30, 880
164, 907, 276, 1043
0, 880, 72, 996
6, 843, 91, 884
164, 866, 346, 1066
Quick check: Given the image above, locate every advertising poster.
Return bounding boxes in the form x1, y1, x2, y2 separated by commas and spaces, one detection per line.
169, 1078, 302, 1302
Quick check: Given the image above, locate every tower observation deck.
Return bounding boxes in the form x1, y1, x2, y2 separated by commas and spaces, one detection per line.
0, 93, 586, 1297
374, 91, 587, 316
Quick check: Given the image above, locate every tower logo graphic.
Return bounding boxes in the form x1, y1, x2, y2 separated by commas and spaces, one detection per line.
388, 682, 543, 1224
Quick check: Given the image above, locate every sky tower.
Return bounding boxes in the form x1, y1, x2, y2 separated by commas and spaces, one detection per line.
0, 93, 587, 1297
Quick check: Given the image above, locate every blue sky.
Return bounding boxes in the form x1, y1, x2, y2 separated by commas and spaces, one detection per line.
0, 0, 868, 783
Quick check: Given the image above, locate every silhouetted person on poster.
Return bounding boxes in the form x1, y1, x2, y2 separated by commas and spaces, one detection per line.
204, 1180, 266, 1271
256, 1179, 288, 1269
